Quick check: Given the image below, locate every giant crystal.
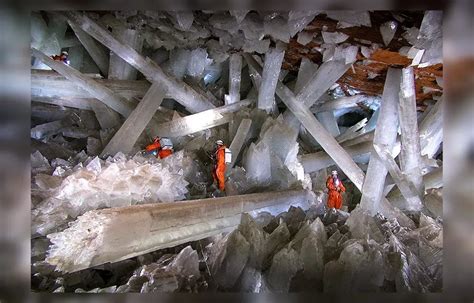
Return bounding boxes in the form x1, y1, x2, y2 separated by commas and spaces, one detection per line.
228, 118, 252, 168
323, 239, 385, 292
32, 151, 191, 236
225, 53, 242, 104
65, 12, 216, 114
46, 189, 314, 272
68, 20, 109, 76
101, 81, 167, 157
419, 98, 443, 158
359, 68, 402, 214
108, 28, 143, 80
398, 67, 424, 198
31, 48, 134, 117
151, 98, 252, 138
257, 47, 285, 113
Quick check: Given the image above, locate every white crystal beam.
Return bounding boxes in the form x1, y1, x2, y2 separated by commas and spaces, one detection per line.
226, 53, 242, 104
301, 141, 373, 173
152, 99, 253, 138
108, 28, 143, 80
100, 82, 167, 157
31, 47, 133, 117
398, 67, 424, 197
65, 11, 215, 113
359, 68, 402, 214
229, 118, 252, 168
257, 47, 285, 113
31, 70, 150, 103
373, 144, 424, 211
46, 189, 314, 273
244, 56, 413, 227
419, 97, 443, 158
67, 20, 109, 76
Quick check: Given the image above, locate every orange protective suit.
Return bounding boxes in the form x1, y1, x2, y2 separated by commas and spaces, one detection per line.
51, 54, 68, 63
145, 138, 173, 159
212, 145, 227, 191
326, 176, 346, 209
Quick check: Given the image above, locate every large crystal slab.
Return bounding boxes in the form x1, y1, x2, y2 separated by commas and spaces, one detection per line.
31, 70, 150, 105
257, 47, 285, 113
294, 57, 318, 95
31, 120, 65, 140
31, 48, 134, 117
244, 141, 272, 185
101, 82, 167, 157
380, 21, 398, 46
238, 213, 267, 269
225, 53, 242, 104
244, 53, 365, 191
321, 31, 349, 44
287, 11, 318, 37
359, 68, 402, 214
186, 48, 210, 79
65, 12, 216, 114
266, 246, 300, 292
151, 98, 252, 138
46, 189, 314, 272
32, 151, 191, 236
244, 54, 414, 229
108, 28, 143, 80
398, 67, 424, 197
419, 98, 443, 158
373, 143, 424, 211
323, 239, 384, 292
301, 140, 372, 173
68, 20, 109, 76
325, 11, 372, 27
228, 118, 252, 168
298, 218, 326, 282
316, 110, 340, 137
311, 95, 365, 113
263, 16, 291, 43
89, 99, 122, 130
282, 59, 350, 130
388, 234, 434, 292
208, 229, 250, 289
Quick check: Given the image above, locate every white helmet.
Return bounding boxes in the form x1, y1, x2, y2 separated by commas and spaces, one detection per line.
216, 140, 223, 145
331, 170, 338, 175
61, 51, 68, 56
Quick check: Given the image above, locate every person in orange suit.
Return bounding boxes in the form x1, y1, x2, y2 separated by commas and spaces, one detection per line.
51, 51, 69, 64
326, 170, 346, 209
145, 137, 173, 159
212, 140, 227, 191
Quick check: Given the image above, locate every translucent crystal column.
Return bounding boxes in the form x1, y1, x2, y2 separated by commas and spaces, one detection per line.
31, 47, 133, 117
65, 12, 215, 114
68, 20, 109, 76
46, 189, 314, 273
257, 47, 285, 113
101, 82, 167, 157
359, 68, 402, 214
398, 67, 424, 197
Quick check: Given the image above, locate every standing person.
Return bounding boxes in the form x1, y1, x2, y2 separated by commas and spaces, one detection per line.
212, 140, 228, 191
326, 170, 346, 209
145, 137, 173, 159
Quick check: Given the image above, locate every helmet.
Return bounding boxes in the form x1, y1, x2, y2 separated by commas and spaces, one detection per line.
61, 51, 68, 56
216, 140, 223, 145
331, 170, 338, 175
